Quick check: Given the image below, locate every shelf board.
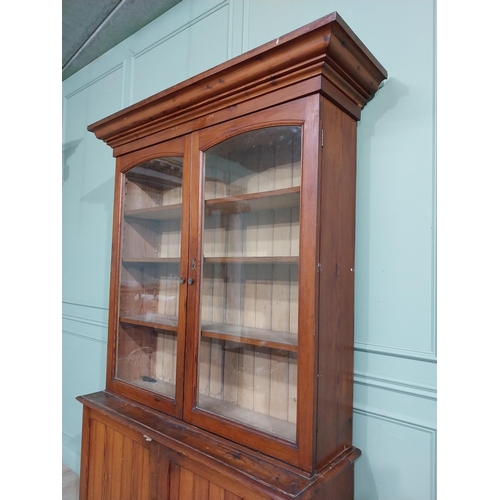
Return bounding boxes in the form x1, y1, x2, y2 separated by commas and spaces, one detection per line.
123, 255, 296, 265
124, 203, 182, 221
120, 316, 297, 352
123, 187, 300, 221
204, 256, 298, 264
128, 377, 176, 399
122, 257, 180, 264
126, 161, 183, 190
201, 323, 298, 352
198, 394, 296, 442
205, 186, 300, 216
120, 314, 179, 331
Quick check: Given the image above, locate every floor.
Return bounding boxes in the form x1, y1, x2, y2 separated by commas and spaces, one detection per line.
63, 464, 79, 500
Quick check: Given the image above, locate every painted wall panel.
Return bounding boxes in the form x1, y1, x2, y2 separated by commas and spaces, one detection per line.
62, 67, 123, 308
354, 381, 436, 431
354, 350, 436, 393
132, 3, 229, 103
353, 410, 436, 500
62, 326, 107, 471
350, 0, 436, 357
62, 1, 437, 498
245, 0, 436, 355
62, 302, 108, 343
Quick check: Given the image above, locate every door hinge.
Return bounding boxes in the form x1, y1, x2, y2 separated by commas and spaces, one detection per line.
321, 128, 324, 147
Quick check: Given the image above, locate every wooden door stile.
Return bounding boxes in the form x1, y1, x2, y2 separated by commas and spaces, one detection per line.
173, 134, 191, 418
183, 129, 203, 417
105, 164, 125, 390
295, 94, 322, 472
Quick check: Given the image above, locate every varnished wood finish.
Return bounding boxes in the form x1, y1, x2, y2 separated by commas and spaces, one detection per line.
79, 392, 361, 500
106, 136, 189, 419
80, 11, 387, 499
315, 97, 358, 470
183, 99, 309, 468
88, 12, 386, 152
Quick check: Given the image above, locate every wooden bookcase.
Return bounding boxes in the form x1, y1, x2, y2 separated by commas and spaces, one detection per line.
78, 12, 387, 500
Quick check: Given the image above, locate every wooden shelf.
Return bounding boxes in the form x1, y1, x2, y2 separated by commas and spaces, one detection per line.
122, 257, 180, 264
201, 323, 298, 352
204, 256, 298, 264
120, 316, 297, 352
128, 377, 176, 399
198, 394, 295, 442
126, 159, 183, 190
124, 203, 182, 221
205, 186, 300, 216
120, 314, 179, 331
124, 187, 300, 221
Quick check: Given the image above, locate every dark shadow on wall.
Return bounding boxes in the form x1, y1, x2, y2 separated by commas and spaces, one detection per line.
62, 139, 82, 184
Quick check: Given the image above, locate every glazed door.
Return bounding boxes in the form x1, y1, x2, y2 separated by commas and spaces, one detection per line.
185, 98, 320, 469
108, 135, 190, 418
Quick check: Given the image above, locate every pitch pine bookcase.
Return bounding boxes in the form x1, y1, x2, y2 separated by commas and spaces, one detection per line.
78, 12, 387, 500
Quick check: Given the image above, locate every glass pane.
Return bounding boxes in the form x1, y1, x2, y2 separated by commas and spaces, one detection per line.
116, 157, 183, 399
198, 126, 301, 442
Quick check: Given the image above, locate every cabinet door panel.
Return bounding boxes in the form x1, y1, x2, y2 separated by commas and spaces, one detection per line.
197, 125, 301, 443
184, 97, 319, 470
86, 416, 153, 500
117, 156, 184, 398
108, 136, 190, 418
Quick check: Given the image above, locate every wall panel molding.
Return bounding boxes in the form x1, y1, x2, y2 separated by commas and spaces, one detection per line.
354, 406, 437, 500
241, 0, 251, 53
64, 63, 125, 100
62, 431, 81, 474
355, 341, 437, 362
227, 0, 245, 58
62, 314, 107, 330
354, 373, 436, 401
62, 301, 109, 343
62, 300, 108, 312
354, 403, 436, 433
63, 329, 107, 345
132, 0, 228, 61
130, 0, 230, 104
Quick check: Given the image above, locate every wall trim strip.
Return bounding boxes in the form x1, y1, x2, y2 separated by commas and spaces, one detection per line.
354, 405, 436, 432
355, 341, 437, 362
62, 300, 108, 311
63, 329, 107, 344
133, 1, 229, 60
354, 373, 436, 400
64, 63, 124, 99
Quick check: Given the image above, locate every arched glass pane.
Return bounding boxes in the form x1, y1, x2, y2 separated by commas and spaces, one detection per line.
115, 157, 184, 399
197, 126, 301, 442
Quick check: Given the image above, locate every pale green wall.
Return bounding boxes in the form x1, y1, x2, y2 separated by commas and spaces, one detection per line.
62, 1, 436, 498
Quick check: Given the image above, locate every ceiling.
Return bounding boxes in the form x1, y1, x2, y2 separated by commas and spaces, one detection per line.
62, 0, 182, 80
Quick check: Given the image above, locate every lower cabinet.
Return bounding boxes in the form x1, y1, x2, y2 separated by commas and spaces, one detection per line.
78, 392, 359, 500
